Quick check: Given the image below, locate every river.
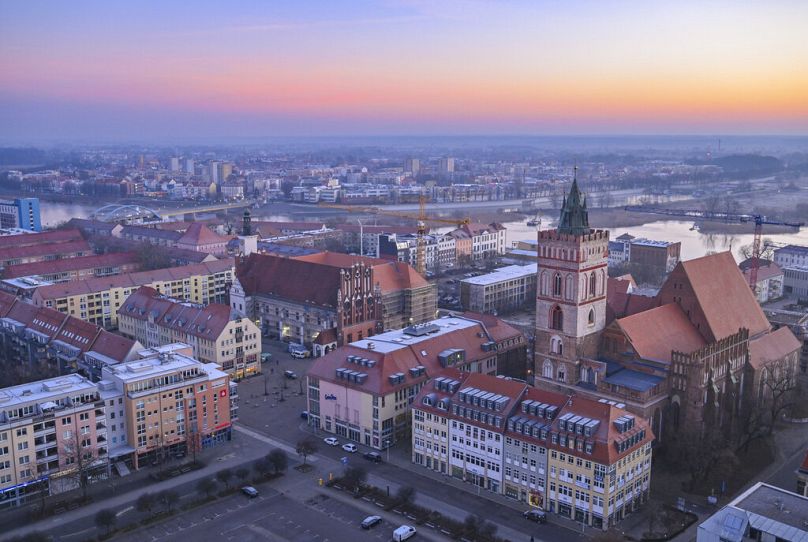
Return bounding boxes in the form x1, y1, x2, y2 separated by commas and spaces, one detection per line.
39, 201, 808, 262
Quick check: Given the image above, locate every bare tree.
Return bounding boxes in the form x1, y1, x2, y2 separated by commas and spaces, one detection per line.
216, 468, 233, 489
342, 466, 367, 493
296, 438, 317, 466
267, 449, 288, 474
95, 508, 117, 535
61, 434, 104, 499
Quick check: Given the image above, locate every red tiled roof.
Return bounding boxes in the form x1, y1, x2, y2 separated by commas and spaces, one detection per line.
54, 315, 103, 350
459, 312, 522, 343
372, 260, 429, 291
237, 253, 342, 307
313, 328, 338, 345
178, 222, 229, 247
661, 252, 770, 341
741, 261, 783, 283
748, 326, 802, 370
608, 275, 636, 295
3, 252, 139, 279
606, 290, 658, 323
0, 239, 91, 262
616, 303, 706, 363
0, 229, 84, 249
88, 329, 138, 361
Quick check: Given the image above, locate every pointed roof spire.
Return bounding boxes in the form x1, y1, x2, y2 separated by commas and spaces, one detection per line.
557, 167, 590, 236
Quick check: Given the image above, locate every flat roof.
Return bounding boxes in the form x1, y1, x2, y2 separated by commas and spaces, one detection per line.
108, 352, 227, 382
603, 368, 664, 392
630, 238, 675, 248
0, 374, 96, 408
350, 316, 481, 354
462, 264, 537, 286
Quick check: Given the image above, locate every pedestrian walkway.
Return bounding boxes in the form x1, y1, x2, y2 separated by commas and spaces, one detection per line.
234, 423, 318, 461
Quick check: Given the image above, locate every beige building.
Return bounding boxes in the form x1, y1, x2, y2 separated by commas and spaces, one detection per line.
118, 286, 262, 379
101, 349, 234, 469
31, 259, 234, 329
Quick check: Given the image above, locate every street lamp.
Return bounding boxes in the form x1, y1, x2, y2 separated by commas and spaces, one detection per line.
357, 219, 364, 257
385, 439, 390, 462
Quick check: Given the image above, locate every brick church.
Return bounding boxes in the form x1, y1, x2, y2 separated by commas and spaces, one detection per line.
532, 176, 802, 441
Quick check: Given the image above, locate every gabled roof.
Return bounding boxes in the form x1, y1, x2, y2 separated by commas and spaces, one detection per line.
177, 222, 229, 247
616, 303, 706, 363
664, 252, 770, 341
3, 252, 139, 279
0, 229, 84, 249
237, 253, 342, 307
748, 326, 802, 370
0, 239, 91, 262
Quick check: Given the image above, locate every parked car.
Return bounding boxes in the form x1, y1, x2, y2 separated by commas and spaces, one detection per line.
284, 370, 298, 379
260, 352, 272, 363
324, 437, 339, 446
241, 486, 259, 498
300, 411, 309, 420
361, 515, 382, 530
342, 443, 358, 453
363, 451, 382, 463
393, 525, 417, 541
290, 350, 310, 359
523, 509, 547, 523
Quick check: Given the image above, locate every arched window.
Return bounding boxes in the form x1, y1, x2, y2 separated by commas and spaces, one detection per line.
540, 272, 548, 296
565, 275, 574, 301
600, 269, 607, 295
542, 359, 554, 379
553, 273, 562, 296
588, 308, 595, 326
551, 305, 563, 331
551, 336, 563, 355
589, 273, 597, 298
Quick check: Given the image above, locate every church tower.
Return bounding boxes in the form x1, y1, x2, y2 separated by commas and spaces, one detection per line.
534, 172, 609, 387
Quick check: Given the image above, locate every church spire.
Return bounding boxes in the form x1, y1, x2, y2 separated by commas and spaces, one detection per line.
557, 167, 590, 236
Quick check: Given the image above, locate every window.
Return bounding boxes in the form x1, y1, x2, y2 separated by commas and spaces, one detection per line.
589, 273, 596, 298
588, 308, 595, 326
553, 273, 562, 296
551, 306, 563, 331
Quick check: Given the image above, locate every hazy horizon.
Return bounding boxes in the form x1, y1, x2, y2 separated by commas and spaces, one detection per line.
2, 1, 807, 142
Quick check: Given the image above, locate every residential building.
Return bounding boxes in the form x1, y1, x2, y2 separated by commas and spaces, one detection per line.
175, 223, 230, 256
0, 290, 141, 382
305, 315, 527, 449
118, 286, 261, 379
0, 374, 107, 509
627, 238, 681, 273
232, 252, 436, 352
460, 264, 537, 314
2, 252, 141, 284
101, 350, 233, 469
449, 223, 507, 261
439, 157, 455, 174
697, 482, 808, 542
0, 198, 41, 232
739, 259, 784, 303
774, 244, 808, 268
0, 229, 91, 269
533, 180, 801, 441
412, 371, 653, 529
30, 259, 235, 329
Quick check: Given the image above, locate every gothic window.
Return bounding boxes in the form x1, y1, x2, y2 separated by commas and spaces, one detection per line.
551, 336, 563, 356
543, 359, 554, 379
599, 269, 606, 295
557, 366, 566, 382
588, 308, 595, 326
589, 273, 597, 298
553, 274, 562, 297
565, 275, 574, 301
540, 272, 548, 296
551, 306, 563, 331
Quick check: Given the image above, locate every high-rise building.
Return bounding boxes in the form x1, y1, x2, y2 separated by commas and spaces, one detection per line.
404, 158, 420, 175
184, 158, 195, 174
218, 162, 233, 183
209, 161, 220, 184
0, 198, 41, 232
169, 157, 180, 172
439, 157, 455, 174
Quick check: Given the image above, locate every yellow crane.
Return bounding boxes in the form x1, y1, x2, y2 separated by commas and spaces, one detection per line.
319, 195, 470, 275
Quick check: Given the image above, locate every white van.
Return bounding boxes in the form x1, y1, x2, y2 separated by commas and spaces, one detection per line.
290, 349, 310, 359
393, 525, 416, 541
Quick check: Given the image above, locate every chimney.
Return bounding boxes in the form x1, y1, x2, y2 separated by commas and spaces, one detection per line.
367, 342, 375, 351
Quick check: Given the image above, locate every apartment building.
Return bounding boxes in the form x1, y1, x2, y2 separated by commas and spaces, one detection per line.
100, 350, 233, 469
460, 264, 537, 314
0, 229, 91, 269
306, 315, 526, 450
450, 223, 507, 261
2, 252, 141, 284
0, 290, 141, 381
774, 244, 808, 268
0, 374, 109, 509
412, 372, 654, 530
30, 259, 234, 329
118, 286, 261, 379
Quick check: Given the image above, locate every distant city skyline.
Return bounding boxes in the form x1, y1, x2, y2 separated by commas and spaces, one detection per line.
1, 0, 807, 142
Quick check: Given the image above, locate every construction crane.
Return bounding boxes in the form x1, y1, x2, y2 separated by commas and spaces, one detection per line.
625, 206, 803, 289
319, 195, 470, 275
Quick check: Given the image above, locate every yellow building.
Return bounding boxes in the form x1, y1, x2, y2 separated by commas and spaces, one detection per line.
31, 259, 234, 329
118, 286, 262, 379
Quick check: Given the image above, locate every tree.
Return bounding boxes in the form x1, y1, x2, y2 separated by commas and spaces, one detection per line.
61, 435, 102, 499
136, 243, 172, 271
157, 489, 179, 513
396, 486, 416, 506
342, 466, 367, 493
135, 492, 156, 516
235, 467, 251, 483
196, 478, 217, 498
463, 514, 482, 540
187, 429, 202, 465
95, 508, 117, 535
253, 457, 272, 477
216, 468, 233, 489
267, 449, 288, 474
759, 357, 799, 433
296, 438, 317, 466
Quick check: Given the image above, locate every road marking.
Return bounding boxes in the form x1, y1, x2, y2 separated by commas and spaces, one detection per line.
116, 505, 134, 517
233, 424, 318, 461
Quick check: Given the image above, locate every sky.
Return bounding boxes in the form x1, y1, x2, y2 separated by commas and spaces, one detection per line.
1, 0, 807, 142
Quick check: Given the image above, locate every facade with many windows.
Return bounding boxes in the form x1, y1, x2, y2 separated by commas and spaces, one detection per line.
412, 371, 654, 529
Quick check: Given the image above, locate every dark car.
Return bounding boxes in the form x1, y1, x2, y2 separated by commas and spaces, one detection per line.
360, 515, 382, 529
523, 509, 547, 523
284, 370, 298, 379
363, 451, 382, 463
300, 410, 309, 420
